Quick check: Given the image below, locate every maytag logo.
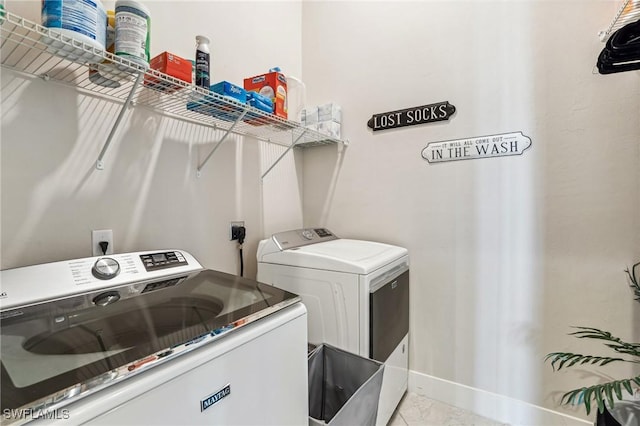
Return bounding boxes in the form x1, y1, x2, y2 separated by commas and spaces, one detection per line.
200, 384, 231, 412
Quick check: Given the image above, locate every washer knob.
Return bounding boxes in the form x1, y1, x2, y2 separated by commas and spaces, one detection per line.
93, 291, 121, 306
301, 229, 315, 240
92, 257, 121, 280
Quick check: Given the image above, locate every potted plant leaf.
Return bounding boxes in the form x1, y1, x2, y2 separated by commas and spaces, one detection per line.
546, 262, 640, 421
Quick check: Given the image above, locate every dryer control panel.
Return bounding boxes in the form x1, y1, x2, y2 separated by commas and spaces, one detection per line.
272, 228, 338, 250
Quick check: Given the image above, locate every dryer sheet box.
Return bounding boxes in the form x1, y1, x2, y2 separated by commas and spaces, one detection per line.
244, 71, 287, 119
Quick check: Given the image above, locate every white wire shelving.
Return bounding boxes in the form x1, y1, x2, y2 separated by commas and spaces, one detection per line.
0, 11, 347, 177
599, 0, 640, 42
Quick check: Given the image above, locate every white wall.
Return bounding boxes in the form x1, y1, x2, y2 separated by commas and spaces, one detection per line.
1, 0, 304, 276
301, 0, 640, 423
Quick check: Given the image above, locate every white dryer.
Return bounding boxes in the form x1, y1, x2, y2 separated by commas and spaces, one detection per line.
257, 228, 409, 426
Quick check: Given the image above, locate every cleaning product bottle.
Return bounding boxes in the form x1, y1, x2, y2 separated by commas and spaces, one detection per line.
195, 35, 210, 90
114, 0, 151, 69
42, 0, 107, 54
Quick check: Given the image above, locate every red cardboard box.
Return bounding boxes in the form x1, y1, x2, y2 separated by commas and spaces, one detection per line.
145, 52, 192, 92
243, 71, 287, 119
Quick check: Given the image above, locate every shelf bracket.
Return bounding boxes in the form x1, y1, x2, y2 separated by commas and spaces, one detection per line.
261, 129, 308, 180
196, 108, 249, 178
95, 72, 144, 170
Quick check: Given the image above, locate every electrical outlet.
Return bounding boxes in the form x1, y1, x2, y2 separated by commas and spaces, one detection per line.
92, 229, 114, 256
230, 221, 245, 240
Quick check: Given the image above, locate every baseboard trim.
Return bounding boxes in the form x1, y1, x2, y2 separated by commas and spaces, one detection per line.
408, 370, 591, 425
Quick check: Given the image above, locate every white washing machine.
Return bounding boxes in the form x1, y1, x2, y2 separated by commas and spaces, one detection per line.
257, 228, 409, 426
1, 250, 308, 425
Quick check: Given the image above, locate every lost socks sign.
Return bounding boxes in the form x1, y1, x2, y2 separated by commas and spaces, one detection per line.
367, 101, 456, 131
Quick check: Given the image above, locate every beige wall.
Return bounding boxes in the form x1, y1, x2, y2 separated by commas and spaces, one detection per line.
300, 0, 640, 421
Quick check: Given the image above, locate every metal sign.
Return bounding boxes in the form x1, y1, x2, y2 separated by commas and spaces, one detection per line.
421, 131, 532, 164
367, 101, 456, 131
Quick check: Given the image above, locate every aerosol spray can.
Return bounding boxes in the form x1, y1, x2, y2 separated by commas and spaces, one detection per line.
195, 35, 210, 90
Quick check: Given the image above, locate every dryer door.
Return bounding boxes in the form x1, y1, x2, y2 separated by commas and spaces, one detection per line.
369, 267, 409, 362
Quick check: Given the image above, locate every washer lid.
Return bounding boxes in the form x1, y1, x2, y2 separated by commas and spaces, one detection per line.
1, 267, 300, 417
259, 238, 408, 274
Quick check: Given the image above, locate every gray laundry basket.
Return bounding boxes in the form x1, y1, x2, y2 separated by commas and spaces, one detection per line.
308, 344, 385, 426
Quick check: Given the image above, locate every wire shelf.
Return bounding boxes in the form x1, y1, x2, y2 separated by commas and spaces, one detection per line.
0, 11, 345, 171
599, 0, 640, 41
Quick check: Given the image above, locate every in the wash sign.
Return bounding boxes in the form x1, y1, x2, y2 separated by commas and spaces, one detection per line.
422, 132, 532, 164
367, 101, 456, 131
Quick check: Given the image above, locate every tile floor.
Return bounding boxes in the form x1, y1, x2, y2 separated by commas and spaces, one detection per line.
388, 393, 507, 426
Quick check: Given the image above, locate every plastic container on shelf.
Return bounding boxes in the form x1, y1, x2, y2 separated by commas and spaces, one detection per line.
0, 0, 6, 25
41, 0, 107, 63
114, 0, 150, 70
286, 74, 306, 123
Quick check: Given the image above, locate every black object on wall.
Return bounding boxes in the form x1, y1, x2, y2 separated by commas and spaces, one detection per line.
597, 19, 640, 74
367, 101, 456, 132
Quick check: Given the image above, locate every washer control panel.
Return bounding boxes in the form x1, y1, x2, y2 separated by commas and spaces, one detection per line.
272, 228, 338, 250
0, 250, 203, 312
140, 251, 188, 271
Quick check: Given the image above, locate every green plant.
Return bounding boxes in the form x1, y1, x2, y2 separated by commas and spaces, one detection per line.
545, 262, 640, 415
